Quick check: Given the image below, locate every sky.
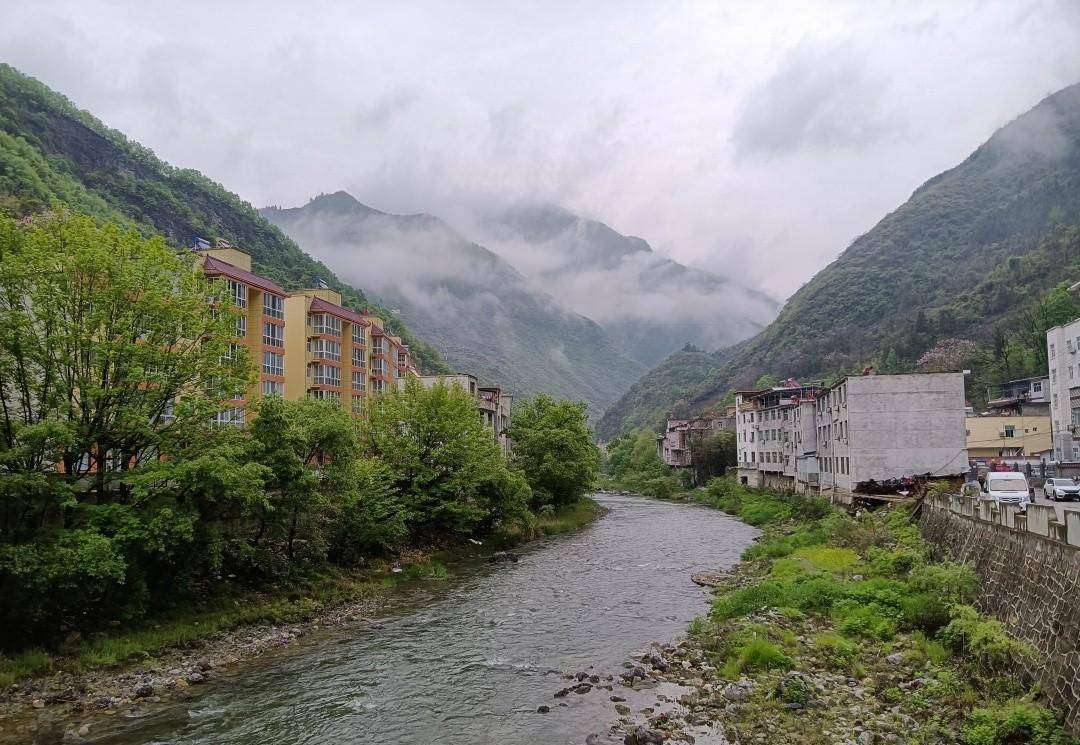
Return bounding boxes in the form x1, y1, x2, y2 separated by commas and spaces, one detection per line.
2, 0, 1080, 300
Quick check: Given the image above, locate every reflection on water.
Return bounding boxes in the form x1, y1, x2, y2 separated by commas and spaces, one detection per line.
73, 494, 757, 745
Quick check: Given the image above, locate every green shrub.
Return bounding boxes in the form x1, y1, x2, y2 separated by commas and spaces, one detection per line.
908, 562, 978, 605
902, 592, 953, 632
939, 606, 1036, 677
813, 632, 859, 671
963, 701, 1074, 745
724, 638, 793, 677
834, 600, 898, 640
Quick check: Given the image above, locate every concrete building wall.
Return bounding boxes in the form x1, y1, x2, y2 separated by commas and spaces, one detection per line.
1047, 320, 1080, 461
847, 373, 968, 488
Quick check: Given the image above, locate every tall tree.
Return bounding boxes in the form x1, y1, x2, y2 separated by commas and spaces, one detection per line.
0, 212, 251, 537
508, 395, 599, 507
361, 379, 530, 539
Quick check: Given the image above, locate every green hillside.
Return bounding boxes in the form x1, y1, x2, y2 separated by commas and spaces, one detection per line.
0, 63, 447, 373
598, 83, 1080, 437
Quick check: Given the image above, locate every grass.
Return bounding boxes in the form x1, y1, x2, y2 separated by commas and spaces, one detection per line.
686, 477, 1078, 745
0, 568, 385, 687
535, 497, 604, 536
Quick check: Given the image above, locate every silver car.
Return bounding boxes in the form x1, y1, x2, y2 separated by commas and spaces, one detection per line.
1043, 477, 1080, 502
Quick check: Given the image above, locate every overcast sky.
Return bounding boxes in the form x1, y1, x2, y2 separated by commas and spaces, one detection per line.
3, 1, 1080, 299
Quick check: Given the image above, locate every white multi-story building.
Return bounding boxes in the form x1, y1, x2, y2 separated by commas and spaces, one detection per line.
815, 372, 969, 497
736, 382, 825, 491
1046, 319, 1080, 462
738, 372, 968, 500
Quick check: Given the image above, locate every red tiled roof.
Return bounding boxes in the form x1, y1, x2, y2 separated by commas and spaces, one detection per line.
202, 256, 287, 296
309, 296, 368, 326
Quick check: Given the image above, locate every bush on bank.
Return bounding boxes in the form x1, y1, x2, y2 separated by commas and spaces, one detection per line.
686, 478, 1077, 745
0, 213, 602, 654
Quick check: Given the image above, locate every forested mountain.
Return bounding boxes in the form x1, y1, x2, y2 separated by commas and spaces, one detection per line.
0, 64, 446, 372
475, 203, 778, 368
598, 83, 1080, 438
263, 193, 647, 415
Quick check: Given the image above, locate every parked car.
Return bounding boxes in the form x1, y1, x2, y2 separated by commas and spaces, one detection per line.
1043, 477, 1080, 502
983, 472, 1031, 508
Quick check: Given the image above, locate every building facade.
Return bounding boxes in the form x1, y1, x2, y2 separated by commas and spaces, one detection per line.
1046, 319, 1080, 462
658, 409, 737, 470
196, 241, 289, 425
735, 382, 825, 491
196, 241, 417, 419
419, 374, 515, 453
815, 372, 968, 496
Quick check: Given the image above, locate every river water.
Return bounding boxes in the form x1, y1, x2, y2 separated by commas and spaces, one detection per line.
74, 493, 757, 745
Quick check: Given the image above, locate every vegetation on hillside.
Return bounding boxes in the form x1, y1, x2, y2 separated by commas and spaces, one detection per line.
0, 63, 447, 373
0, 214, 599, 668
600, 84, 1080, 436
647, 481, 1078, 745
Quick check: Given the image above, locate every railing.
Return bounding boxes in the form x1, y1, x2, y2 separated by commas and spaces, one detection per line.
924, 492, 1080, 548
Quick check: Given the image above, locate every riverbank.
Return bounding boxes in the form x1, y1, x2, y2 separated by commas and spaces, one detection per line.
609, 482, 1078, 745
0, 497, 605, 732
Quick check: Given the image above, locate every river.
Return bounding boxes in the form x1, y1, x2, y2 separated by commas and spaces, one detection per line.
66, 493, 757, 745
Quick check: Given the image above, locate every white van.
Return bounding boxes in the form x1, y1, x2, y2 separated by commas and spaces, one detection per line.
983, 472, 1031, 509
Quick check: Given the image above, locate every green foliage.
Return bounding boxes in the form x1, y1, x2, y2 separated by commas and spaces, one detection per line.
963, 701, 1077, 745
723, 637, 793, 677
813, 632, 859, 671
508, 395, 599, 508
603, 427, 682, 497
940, 605, 1037, 679
0, 63, 446, 374
362, 379, 531, 540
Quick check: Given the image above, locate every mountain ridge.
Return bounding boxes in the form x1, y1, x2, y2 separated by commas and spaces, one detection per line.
0, 64, 448, 374
597, 81, 1080, 438
262, 193, 648, 415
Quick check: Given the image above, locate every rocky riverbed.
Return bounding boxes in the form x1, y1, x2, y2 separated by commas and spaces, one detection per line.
585, 565, 931, 745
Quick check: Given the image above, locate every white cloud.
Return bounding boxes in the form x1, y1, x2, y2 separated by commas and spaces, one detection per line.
1, 0, 1079, 302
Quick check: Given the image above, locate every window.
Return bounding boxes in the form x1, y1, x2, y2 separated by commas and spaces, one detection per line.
352, 325, 366, 346
311, 339, 341, 361
263, 322, 284, 348
236, 315, 247, 338
263, 351, 284, 376
1050, 343, 1056, 360
308, 389, 341, 403
1034, 381, 1043, 393
352, 395, 365, 414
311, 313, 342, 336
262, 380, 284, 397
371, 339, 386, 354
227, 280, 246, 308
351, 348, 366, 367
311, 364, 341, 386
162, 398, 175, 424
1054, 394, 1060, 410
213, 407, 245, 427
263, 293, 284, 319
352, 371, 366, 391
1071, 366, 1075, 381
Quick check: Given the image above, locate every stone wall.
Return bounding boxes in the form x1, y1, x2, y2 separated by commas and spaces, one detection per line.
919, 494, 1080, 729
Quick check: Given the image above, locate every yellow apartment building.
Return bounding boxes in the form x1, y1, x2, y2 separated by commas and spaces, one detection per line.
197, 241, 414, 418
196, 241, 288, 425
284, 285, 373, 415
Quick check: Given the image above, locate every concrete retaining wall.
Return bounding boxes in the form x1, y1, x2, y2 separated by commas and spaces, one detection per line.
919, 494, 1080, 729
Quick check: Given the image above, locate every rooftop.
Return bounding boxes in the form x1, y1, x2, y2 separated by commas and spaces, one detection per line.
201, 256, 287, 297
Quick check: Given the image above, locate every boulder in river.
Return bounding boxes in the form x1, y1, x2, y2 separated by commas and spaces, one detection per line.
486, 551, 520, 564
